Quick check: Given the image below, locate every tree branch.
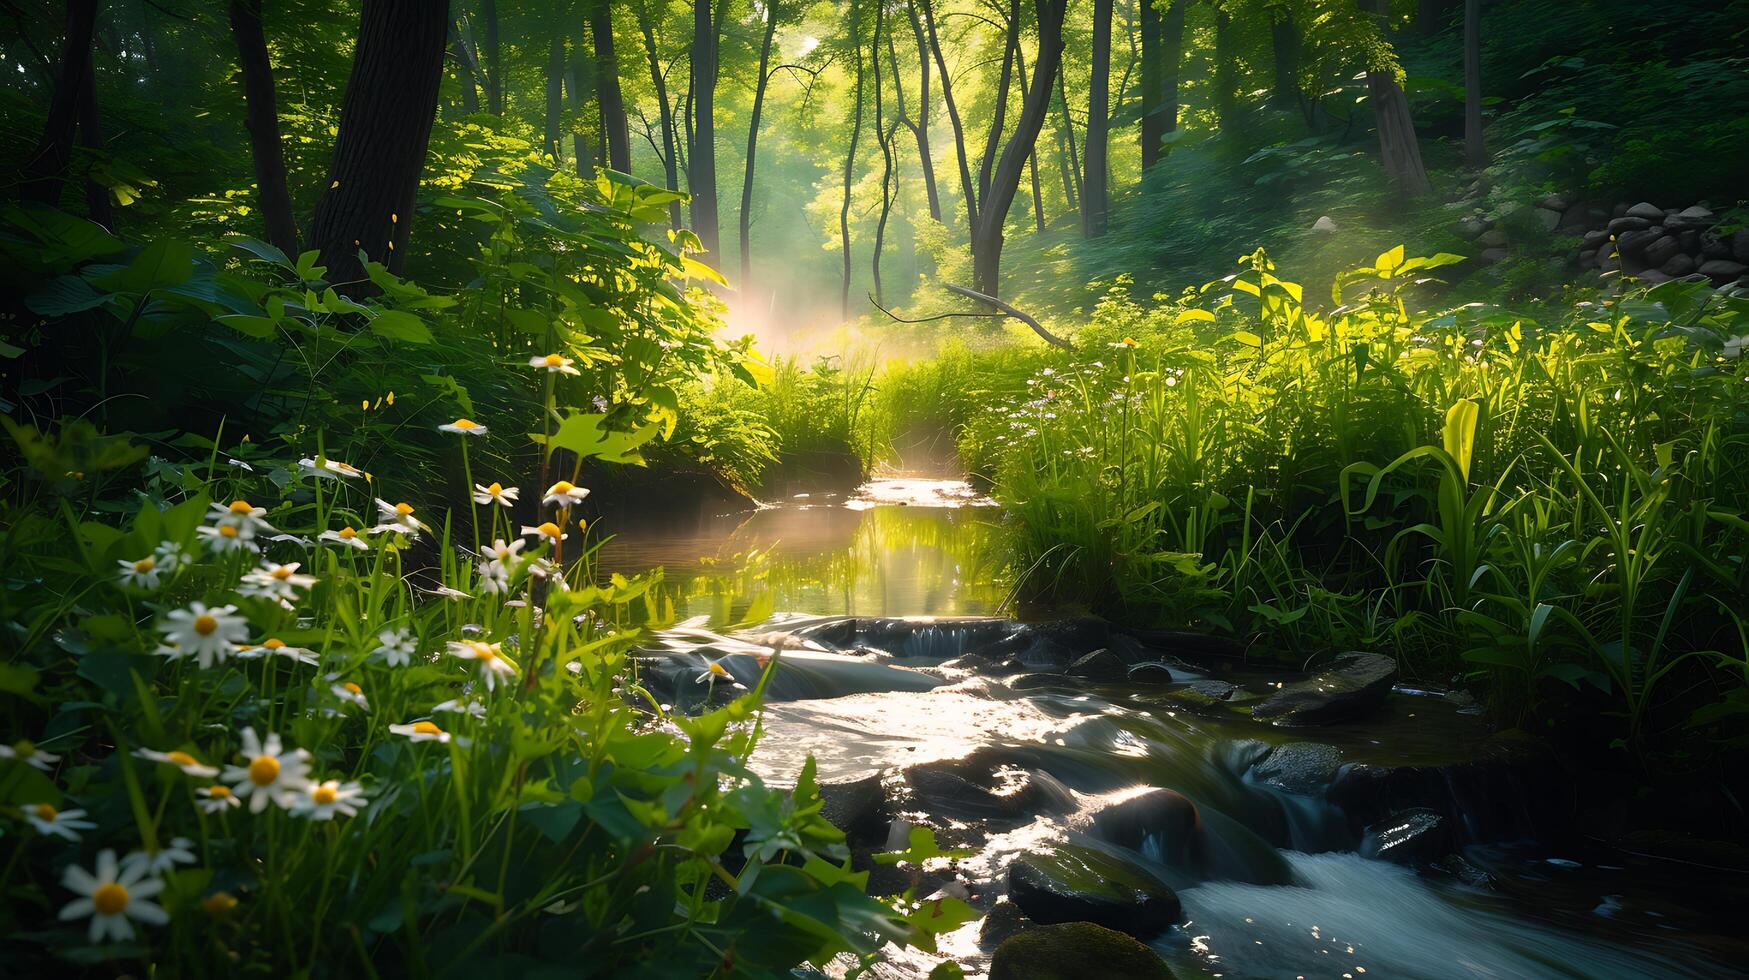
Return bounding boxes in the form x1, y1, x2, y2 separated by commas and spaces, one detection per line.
942, 283, 1073, 348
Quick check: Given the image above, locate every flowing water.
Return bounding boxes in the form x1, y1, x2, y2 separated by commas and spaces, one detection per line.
606, 479, 1747, 979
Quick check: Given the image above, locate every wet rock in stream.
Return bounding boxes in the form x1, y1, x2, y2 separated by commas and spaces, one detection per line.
1361, 808, 1452, 865
1007, 843, 1183, 937
1067, 648, 1129, 682
988, 922, 1175, 980
1250, 651, 1398, 725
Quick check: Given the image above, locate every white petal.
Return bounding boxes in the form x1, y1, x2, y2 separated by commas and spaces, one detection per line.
59, 898, 95, 920
128, 899, 169, 925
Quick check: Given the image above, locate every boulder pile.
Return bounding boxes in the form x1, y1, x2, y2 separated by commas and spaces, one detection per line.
1561, 198, 1748, 288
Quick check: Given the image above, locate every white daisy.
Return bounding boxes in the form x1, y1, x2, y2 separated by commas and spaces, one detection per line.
472, 482, 519, 506
291, 779, 366, 820
58, 849, 169, 944
477, 560, 510, 595
132, 748, 219, 778
370, 499, 431, 538
524, 558, 568, 591
432, 698, 487, 720
116, 555, 163, 589
389, 721, 452, 743
157, 602, 248, 669
152, 540, 188, 573
438, 418, 488, 436
529, 352, 580, 375
371, 627, 416, 668
521, 522, 567, 544
25, 803, 96, 840
298, 456, 365, 480
196, 784, 241, 814
121, 837, 197, 877
448, 640, 517, 691
209, 499, 276, 538
238, 561, 318, 603
196, 521, 259, 555
0, 739, 59, 772
330, 681, 369, 710
319, 525, 371, 551
541, 480, 591, 509
251, 638, 319, 667
221, 728, 310, 813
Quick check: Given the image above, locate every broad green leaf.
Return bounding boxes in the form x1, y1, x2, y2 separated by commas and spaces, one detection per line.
27, 275, 109, 315
1443, 398, 1480, 482
529, 412, 660, 465
369, 310, 433, 344
93, 239, 194, 293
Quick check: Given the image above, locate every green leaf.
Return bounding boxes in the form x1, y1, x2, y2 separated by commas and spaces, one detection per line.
529, 413, 661, 465
27, 275, 109, 315
93, 239, 194, 293
369, 310, 433, 344
215, 314, 276, 339
1375, 245, 1406, 276
1442, 398, 1480, 482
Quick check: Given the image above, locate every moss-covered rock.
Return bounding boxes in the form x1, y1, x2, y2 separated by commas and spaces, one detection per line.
988, 922, 1175, 980
1007, 843, 1182, 937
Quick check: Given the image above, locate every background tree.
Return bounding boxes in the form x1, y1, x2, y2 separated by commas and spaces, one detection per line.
1081, 0, 1112, 235
1463, 0, 1486, 167
229, 0, 298, 256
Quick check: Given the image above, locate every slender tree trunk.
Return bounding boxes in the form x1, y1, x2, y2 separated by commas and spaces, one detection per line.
482, 0, 502, 114
544, 35, 565, 164
1052, 92, 1079, 211
229, 0, 298, 256
1463, 0, 1486, 168
872, 3, 892, 304
1055, 69, 1081, 207
894, 7, 941, 222
1139, 0, 1184, 170
739, 0, 779, 289
565, 42, 593, 175
917, 0, 977, 232
21, 0, 99, 207
689, 0, 721, 261
592, 1, 631, 172
1083, 0, 1112, 235
978, 0, 1019, 209
450, 20, 480, 113
633, 4, 682, 228
1014, 43, 1045, 233
307, 0, 449, 286
76, 56, 112, 230
972, 0, 1066, 295
1213, 7, 1240, 132
1270, 8, 1299, 108
840, 3, 866, 321
1363, 0, 1432, 196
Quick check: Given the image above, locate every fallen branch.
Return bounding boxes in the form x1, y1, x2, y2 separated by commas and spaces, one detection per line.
869, 284, 1073, 349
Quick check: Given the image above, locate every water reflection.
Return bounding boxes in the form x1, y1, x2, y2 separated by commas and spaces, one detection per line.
597, 479, 1010, 620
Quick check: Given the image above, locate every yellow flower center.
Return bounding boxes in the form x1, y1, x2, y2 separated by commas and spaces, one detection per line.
207, 785, 233, 799
133, 557, 155, 572
229, 500, 254, 515
475, 644, 497, 663
537, 522, 561, 539
411, 721, 444, 736
202, 892, 238, 916
167, 751, 197, 767
452, 419, 480, 430
248, 755, 280, 786
193, 614, 218, 636
343, 682, 363, 695
92, 882, 130, 916
271, 565, 294, 580
395, 502, 414, 517
219, 525, 239, 538
487, 482, 503, 494
263, 638, 285, 649
312, 785, 339, 805
550, 481, 574, 494
338, 527, 357, 539
708, 661, 730, 676
14, 740, 35, 757
33, 803, 57, 820
544, 353, 564, 367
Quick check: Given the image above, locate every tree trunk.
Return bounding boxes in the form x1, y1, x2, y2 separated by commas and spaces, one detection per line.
917, 0, 977, 232
1363, 0, 1432, 196
21, 0, 99, 207
971, 0, 1066, 296
229, 0, 298, 256
449, 21, 480, 113
1014, 42, 1045, 234
1270, 8, 1299, 109
688, 0, 721, 262
871, 3, 892, 305
1213, 7, 1240, 132
633, 3, 682, 228
1052, 85, 1079, 211
839, 2, 866, 321
544, 35, 566, 165
307, 0, 449, 286
1463, 0, 1486, 168
739, 0, 779, 289
977, 0, 1019, 210
565, 42, 594, 175
76, 55, 112, 230
1139, 0, 1183, 170
893, 7, 940, 222
592, 1, 631, 172
1082, 0, 1112, 235
482, 0, 502, 114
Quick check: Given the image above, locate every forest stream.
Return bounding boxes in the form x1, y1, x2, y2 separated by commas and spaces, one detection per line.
613, 478, 1749, 979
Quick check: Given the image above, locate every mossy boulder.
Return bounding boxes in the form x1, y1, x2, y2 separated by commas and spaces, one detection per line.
1007, 843, 1182, 937
988, 922, 1175, 980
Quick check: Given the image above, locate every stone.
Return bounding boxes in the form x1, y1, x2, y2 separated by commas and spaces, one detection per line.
1580, 229, 1607, 250
1251, 741, 1344, 795
1636, 270, 1673, 285
1662, 253, 1697, 277
988, 922, 1175, 980
1557, 205, 1593, 230
819, 772, 889, 841
1250, 652, 1398, 725
1606, 216, 1652, 235
1664, 205, 1716, 231
1126, 661, 1178, 683
1700, 259, 1749, 281
904, 757, 1077, 825
1455, 215, 1492, 239
1067, 649, 1128, 683
1733, 230, 1749, 263
1614, 227, 1663, 255
1361, 808, 1451, 866
1577, 249, 1596, 266
1700, 230, 1731, 259
1597, 251, 1621, 272
1311, 215, 1337, 233
1537, 192, 1571, 211
1477, 228, 1509, 248
1007, 845, 1182, 937
1535, 208, 1561, 231
1642, 235, 1682, 268
1480, 247, 1508, 264
979, 899, 1036, 948
1625, 201, 1665, 221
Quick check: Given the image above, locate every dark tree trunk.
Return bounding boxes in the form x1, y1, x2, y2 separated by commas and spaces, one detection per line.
565, 42, 594, 175
1463, 0, 1486, 168
592, 1, 630, 172
544, 35, 565, 164
688, 0, 721, 261
76, 55, 112, 230
1270, 8, 1299, 108
21, 0, 99, 207
1013, 42, 1045, 233
917, 0, 977, 232
1363, 0, 1432, 196
1213, 7, 1240, 132
633, 3, 682, 228
1139, 0, 1183, 170
229, 0, 298, 256
450, 20, 480, 113
307, 0, 449, 286
872, 3, 892, 304
971, 0, 1066, 296
482, 0, 502, 114
977, 0, 1019, 209
839, 2, 866, 321
1082, 0, 1112, 235
739, 0, 780, 289
895, 5, 940, 222
1052, 83, 1079, 211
